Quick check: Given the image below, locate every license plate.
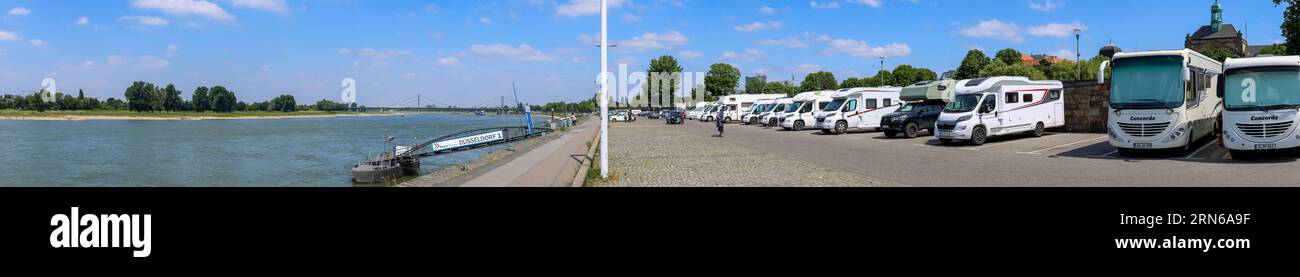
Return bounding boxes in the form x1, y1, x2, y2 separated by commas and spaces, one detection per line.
936, 131, 952, 137
1256, 144, 1277, 150
1133, 143, 1153, 149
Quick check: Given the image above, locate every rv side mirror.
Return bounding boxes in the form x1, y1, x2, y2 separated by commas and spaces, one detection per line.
1216, 74, 1225, 98
1097, 61, 1110, 85
1183, 67, 1192, 82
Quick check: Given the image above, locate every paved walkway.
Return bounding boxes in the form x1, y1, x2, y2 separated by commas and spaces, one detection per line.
591, 120, 900, 187
455, 119, 598, 187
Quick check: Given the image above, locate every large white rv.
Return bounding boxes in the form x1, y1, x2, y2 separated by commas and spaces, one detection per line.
1099, 49, 1223, 154
743, 99, 777, 125
759, 98, 794, 127
1219, 56, 1300, 158
935, 77, 1065, 145
815, 87, 904, 134
780, 91, 836, 131
713, 94, 786, 123
687, 102, 710, 120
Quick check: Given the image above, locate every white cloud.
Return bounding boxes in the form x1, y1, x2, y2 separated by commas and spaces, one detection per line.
1050, 49, 1077, 60
621, 13, 640, 22
0, 30, 20, 41
8, 7, 31, 16
422, 4, 439, 15
136, 55, 172, 69
959, 19, 1023, 43
108, 55, 128, 65
80, 60, 96, 70
77, 16, 90, 26
810, 1, 840, 9
119, 15, 172, 27
734, 21, 784, 32
402, 72, 417, 79
437, 57, 463, 66
823, 39, 912, 58
357, 48, 413, 59
1026, 22, 1086, 37
792, 64, 825, 74
28, 39, 45, 47
556, 0, 627, 17
258, 65, 272, 71
1029, 0, 1065, 12
231, 0, 289, 12
167, 44, 179, 52
757, 6, 776, 14
129, 0, 235, 21
758, 37, 810, 48
720, 49, 764, 62
582, 31, 690, 53
847, 0, 882, 8
479, 17, 493, 24
337, 48, 352, 54
678, 51, 702, 59
469, 44, 559, 61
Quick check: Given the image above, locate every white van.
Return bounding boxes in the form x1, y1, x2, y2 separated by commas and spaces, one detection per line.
1099, 49, 1223, 154
689, 103, 713, 120
717, 94, 786, 123
1219, 56, 1300, 158
935, 77, 1065, 145
815, 87, 903, 134
743, 99, 777, 125
780, 91, 836, 131
759, 98, 794, 127
699, 102, 727, 122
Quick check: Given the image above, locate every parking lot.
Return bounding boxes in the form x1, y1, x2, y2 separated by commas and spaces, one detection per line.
636, 118, 1300, 186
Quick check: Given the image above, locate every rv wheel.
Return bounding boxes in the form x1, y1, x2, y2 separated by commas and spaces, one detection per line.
1032, 122, 1045, 137
904, 123, 920, 138
750, 118, 758, 125
769, 118, 778, 127
970, 126, 987, 146
835, 121, 848, 134
793, 120, 805, 131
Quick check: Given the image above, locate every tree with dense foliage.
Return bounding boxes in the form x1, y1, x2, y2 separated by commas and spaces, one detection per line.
956, 49, 992, 80
1203, 48, 1238, 62
979, 59, 1047, 80
124, 81, 156, 112
800, 71, 838, 92
1276, 0, 1300, 55
645, 55, 684, 107
162, 84, 183, 112
192, 86, 210, 112
995, 48, 1022, 67
767, 81, 802, 97
888, 65, 938, 87
744, 75, 769, 94
270, 95, 297, 112
208, 86, 237, 113
1261, 45, 1288, 56
705, 63, 742, 100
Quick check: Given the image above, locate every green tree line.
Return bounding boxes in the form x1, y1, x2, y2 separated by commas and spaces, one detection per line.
3, 81, 355, 113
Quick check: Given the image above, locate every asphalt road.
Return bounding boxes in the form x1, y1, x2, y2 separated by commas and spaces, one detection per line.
654, 118, 1300, 186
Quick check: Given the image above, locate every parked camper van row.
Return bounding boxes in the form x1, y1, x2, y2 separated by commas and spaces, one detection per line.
650, 48, 1300, 160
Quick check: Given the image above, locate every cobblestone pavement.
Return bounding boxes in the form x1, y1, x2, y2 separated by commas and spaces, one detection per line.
591, 120, 901, 187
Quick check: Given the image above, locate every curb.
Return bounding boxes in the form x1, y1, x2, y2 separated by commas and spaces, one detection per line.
571, 120, 600, 188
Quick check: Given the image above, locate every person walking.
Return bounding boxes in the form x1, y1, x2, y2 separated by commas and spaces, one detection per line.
715, 105, 726, 137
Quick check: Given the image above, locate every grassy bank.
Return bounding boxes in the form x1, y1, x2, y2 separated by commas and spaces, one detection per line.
0, 109, 388, 120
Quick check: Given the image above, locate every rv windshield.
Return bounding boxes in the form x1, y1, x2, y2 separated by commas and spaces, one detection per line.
945, 94, 982, 113
772, 104, 786, 113
788, 102, 805, 113
1225, 66, 1300, 111
823, 98, 847, 112
1111, 56, 1186, 109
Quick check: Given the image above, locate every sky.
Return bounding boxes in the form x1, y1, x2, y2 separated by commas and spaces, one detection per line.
0, 0, 1290, 107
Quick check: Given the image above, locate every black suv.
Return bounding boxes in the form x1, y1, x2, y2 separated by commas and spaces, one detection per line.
881, 101, 946, 138
664, 110, 685, 124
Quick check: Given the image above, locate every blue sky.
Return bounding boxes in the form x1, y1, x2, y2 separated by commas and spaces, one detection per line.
0, 0, 1289, 106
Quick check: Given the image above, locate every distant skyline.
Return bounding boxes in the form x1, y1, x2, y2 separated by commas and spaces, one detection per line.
0, 0, 1289, 106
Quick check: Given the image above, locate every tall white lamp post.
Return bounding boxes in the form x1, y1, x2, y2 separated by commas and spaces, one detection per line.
599, 0, 609, 179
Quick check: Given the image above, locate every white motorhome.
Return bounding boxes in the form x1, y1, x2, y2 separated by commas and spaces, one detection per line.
699, 102, 727, 122
712, 94, 786, 123
815, 87, 904, 134
935, 77, 1065, 145
1099, 49, 1223, 154
685, 102, 709, 120
743, 99, 777, 125
1219, 56, 1300, 158
779, 91, 836, 131
759, 98, 794, 127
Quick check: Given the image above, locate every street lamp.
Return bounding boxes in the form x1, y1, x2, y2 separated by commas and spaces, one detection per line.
1074, 28, 1082, 81
599, 0, 609, 179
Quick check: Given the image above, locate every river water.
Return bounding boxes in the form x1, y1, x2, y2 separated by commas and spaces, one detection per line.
0, 114, 531, 187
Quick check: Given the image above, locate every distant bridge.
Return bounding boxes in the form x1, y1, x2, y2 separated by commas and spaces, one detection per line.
349, 95, 523, 114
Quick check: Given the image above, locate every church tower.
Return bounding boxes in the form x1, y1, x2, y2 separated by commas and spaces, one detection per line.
1211, 0, 1224, 32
